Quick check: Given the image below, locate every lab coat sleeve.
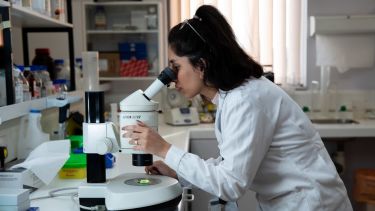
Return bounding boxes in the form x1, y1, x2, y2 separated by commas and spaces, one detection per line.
165, 98, 275, 201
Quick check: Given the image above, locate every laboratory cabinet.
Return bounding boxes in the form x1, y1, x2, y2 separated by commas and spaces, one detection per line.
82, 0, 168, 81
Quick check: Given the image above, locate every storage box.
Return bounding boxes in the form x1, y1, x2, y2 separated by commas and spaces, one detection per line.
0, 188, 30, 211
118, 42, 147, 60
353, 169, 375, 204
99, 52, 120, 77
0, 168, 43, 189
120, 60, 148, 77
58, 153, 86, 179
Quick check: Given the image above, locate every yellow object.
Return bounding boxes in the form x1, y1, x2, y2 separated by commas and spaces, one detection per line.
59, 153, 86, 179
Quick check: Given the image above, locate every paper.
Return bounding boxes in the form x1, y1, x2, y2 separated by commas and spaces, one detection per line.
11, 140, 70, 185
316, 35, 375, 73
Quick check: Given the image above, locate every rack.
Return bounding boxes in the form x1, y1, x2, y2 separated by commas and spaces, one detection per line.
310, 15, 375, 36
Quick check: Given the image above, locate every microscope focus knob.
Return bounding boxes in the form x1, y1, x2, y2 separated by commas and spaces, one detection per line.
96, 138, 113, 155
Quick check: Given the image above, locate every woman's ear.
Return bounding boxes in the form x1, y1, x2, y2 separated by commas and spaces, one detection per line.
198, 58, 207, 79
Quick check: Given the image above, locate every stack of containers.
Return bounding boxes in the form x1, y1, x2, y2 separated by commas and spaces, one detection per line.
118, 42, 149, 77
59, 135, 86, 179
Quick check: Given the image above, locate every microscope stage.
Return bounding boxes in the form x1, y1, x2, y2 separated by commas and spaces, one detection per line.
105, 173, 182, 210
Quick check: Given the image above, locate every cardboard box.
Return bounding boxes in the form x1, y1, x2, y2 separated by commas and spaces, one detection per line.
99, 52, 120, 77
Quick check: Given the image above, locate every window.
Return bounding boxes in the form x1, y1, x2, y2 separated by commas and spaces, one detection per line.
169, 0, 308, 86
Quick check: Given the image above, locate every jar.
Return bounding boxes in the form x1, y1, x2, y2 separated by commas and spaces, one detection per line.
32, 48, 55, 81
53, 79, 68, 100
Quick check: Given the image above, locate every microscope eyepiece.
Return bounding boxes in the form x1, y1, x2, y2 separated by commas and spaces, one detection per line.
158, 67, 176, 85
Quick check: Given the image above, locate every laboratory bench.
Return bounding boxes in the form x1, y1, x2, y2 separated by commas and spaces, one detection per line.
29, 116, 375, 210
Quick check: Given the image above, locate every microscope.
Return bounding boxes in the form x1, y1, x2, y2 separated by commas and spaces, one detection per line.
79, 61, 182, 210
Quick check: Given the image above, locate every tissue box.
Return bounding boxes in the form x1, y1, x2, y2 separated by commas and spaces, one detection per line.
0, 188, 30, 211
0, 168, 43, 189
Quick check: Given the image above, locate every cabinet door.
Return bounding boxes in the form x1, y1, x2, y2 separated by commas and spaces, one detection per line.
83, 1, 167, 78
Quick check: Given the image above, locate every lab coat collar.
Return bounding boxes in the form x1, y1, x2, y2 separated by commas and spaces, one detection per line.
211, 92, 219, 105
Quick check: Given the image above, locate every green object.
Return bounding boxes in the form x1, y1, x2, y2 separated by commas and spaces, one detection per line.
137, 178, 151, 185
339, 105, 347, 112
302, 106, 310, 112
62, 153, 86, 169
68, 135, 83, 149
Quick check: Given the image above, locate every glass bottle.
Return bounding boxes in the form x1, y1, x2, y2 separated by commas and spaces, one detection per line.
32, 48, 55, 81
94, 6, 107, 30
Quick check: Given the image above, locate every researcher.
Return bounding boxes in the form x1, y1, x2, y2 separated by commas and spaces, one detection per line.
123, 5, 353, 211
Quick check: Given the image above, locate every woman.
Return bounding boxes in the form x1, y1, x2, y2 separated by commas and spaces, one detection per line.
123, 5, 352, 211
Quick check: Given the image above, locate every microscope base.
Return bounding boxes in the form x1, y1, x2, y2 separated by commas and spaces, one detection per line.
78, 173, 182, 210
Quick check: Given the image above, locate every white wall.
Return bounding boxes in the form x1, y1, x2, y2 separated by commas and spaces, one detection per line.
307, 0, 375, 90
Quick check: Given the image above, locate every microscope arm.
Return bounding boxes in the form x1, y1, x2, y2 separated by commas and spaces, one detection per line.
83, 122, 120, 155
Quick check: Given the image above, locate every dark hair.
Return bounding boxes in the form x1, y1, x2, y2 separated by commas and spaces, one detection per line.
168, 5, 263, 91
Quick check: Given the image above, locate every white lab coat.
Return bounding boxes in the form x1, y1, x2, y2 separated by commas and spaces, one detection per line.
165, 77, 352, 211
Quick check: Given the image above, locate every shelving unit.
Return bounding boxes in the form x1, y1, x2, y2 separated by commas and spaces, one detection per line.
83, 1, 167, 79
11, 4, 72, 28
0, 90, 83, 124
99, 76, 156, 81
87, 29, 158, 34
0, 0, 77, 124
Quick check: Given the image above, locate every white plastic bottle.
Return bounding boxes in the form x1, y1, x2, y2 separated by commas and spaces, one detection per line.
17, 109, 50, 159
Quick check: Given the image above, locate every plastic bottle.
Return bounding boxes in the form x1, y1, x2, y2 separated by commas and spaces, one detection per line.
32, 48, 56, 81
54, 59, 70, 88
17, 109, 50, 160
13, 65, 24, 103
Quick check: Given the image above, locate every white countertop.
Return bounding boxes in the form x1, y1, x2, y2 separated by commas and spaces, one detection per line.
29, 116, 375, 210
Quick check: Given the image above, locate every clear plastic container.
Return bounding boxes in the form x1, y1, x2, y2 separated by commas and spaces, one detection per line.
13, 65, 25, 103
31, 0, 46, 15
54, 59, 70, 89
16, 66, 31, 102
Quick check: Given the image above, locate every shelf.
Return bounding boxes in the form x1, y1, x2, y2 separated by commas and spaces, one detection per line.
0, 0, 10, 7
11, 5, 72, 28
310, 15, 375, 36
0, 91, 83, 124
87, 29, 158, 34
99, 76, 157, 81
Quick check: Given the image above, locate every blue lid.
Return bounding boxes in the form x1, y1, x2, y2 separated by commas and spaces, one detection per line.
30, 109, 41, 113
15, 65, 24, 71
75, 58, 82, 62
35, 65, 47, 70
30, 65, 40, 71
53, 79, 67, 85
54, 59, 64, 65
